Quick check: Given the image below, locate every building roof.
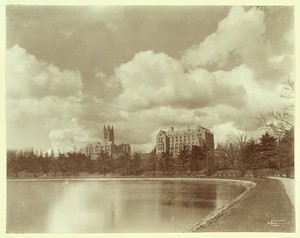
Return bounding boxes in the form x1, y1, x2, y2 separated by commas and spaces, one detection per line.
86, 141, 113, 148
165, 125, 212, 136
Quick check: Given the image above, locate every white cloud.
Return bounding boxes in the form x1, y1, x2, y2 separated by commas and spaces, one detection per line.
49, 121, 97, 153
114, 50, 246, 112
211, 122, 244, 146
213, 64, 287, 110
6, 95, 97, 151
5, 45, 92, 151
182, 7, 269, 70
5, 7, 294, 152
6, 45, 83, 99
114, 50, 184, 111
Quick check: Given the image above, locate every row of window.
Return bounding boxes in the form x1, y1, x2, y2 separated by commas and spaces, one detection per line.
157, 141, 198, 152
172, 141, 195, 146
171, 135, 194, 140
86, 147, 110, 151
86, 146, 111, 155
158, 133, 203, 142
157, 140, 198, 147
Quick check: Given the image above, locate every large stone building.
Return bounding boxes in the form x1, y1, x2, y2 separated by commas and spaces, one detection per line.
85, 125, 131, 159
156, 125, 214, 155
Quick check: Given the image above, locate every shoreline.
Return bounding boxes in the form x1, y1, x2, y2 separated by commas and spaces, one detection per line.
7, 176, 256, 186
7, 177, 293, 232
184, 178, 256, 232
7, 176, 256, 233
193, 178, 295, 232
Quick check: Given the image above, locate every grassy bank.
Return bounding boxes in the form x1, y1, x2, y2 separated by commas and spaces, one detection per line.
193, 178, 295, 232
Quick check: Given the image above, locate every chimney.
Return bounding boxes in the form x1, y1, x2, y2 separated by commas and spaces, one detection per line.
170, 126, 174, 132
188, 126, 190, 131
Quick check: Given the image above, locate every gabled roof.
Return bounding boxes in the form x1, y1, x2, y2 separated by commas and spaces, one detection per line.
157, 130, 167, 137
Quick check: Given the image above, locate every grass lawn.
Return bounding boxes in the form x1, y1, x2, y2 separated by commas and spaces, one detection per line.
194, 178, 295, 232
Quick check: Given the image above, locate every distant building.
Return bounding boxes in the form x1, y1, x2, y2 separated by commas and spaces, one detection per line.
116, 143, 131, 155
85, 125, 131, 159
85, 141, 114, 158
103, 125, 114, 143
156, 125, 214, 155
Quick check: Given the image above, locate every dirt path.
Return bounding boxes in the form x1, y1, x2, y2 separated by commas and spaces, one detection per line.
269, 177, 295, 207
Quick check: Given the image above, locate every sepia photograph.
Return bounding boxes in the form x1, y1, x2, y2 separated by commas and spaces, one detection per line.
2, 1, 297, 236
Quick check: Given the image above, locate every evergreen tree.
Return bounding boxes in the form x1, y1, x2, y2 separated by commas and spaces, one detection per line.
96, 150, 112, 176
132, 152, 141, 175
177, 146, 190, 175
275, 128, 294, 176
57, 152, 68, 175
244, 138, 261, 176
159, 151, 174, 176
115, 152, 130, 175
50, 150, 59, 177
148, 151, 158, 177
7, 150, 23, 178
189, 146, 203, 175
258, 132, 277, 169
40, 152, 51, 176
25, 150, 41, 178
245, 138, 259, 170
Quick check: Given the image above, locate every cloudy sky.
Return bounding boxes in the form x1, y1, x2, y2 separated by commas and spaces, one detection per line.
5, 5, 294, 152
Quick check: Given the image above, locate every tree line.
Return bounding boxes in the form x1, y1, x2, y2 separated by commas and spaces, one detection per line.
6, 149, 144, 178
7, 127, 293, 178
147, 128, 293, 178
213, 129, 294, 177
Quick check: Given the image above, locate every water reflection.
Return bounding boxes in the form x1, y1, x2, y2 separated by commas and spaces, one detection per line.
7, 180, 245, 233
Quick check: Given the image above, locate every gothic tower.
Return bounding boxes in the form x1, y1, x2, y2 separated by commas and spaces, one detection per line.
103, 125, 114, 144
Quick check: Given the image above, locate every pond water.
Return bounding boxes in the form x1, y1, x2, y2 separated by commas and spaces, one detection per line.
7, 179, 245, 233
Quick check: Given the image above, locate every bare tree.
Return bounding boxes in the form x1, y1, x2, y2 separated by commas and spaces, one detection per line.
257, 109, 293, 139
257, 79, 294, 140
218, 143, 237, 169
280, 77, 294, 100
227, 132, 248, 176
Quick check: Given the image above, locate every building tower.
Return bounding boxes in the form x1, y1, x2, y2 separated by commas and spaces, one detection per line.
103, 125, 114, 144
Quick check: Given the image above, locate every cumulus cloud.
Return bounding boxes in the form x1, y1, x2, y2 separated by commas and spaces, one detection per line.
6, 6, 294, 152
213, 64, 287, 110
114, 50, 246, 112
182, 7, 269, 71
5, 45, 95, 151
106, 7, 293, 150
6, 45, 83, 99
49, 121, 98, 153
